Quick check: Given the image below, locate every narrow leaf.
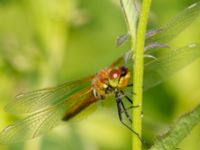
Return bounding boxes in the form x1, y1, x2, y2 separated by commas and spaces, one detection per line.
150, 104, 200, 150
116, 34, 130, 46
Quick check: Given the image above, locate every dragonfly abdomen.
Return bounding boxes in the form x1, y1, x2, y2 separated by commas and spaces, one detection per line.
62, 92, 98, 121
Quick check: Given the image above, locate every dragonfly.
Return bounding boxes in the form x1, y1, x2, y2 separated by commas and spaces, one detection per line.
0, 1, 200, 144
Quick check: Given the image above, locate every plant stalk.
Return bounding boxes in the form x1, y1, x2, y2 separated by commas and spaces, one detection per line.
132, 0, 152, 150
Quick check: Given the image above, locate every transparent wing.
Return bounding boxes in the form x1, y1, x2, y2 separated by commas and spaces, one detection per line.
143, 43, 200, 91
108, 56, 125, 69
116, 2, 200, 46
5, 76, 93, 114
0, 87, 97, 144
111, 43, 200, 91
147, 2, 200, 43
0, 104, 65, 144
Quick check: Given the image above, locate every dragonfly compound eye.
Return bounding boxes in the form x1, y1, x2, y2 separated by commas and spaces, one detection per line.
109, 69, 120, 79
109, 69, 121, 87
118, 66, 130, 88
120, 66, 128, 76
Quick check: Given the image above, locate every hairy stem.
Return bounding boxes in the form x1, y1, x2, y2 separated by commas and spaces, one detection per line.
120, 0, 151, 149
132, 0, 151, 150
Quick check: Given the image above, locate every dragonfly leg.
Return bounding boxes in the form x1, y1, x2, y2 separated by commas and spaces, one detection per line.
119, 91, 140, 114
120, 90, 139, 107
121, 105, 140, 113
127, 83, 133, 87
120, 99, 132, 123
126, 83, 136, 95
120, 91, 133, 104
115, 92, 143, 142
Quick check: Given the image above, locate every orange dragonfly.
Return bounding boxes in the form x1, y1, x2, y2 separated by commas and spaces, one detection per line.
0, 2, 200, 144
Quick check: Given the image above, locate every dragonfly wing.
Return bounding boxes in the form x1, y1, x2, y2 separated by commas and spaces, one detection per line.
108, 56, 125, 69
0, 87, 97, 144
62, 88, 98, 121
5, 76, 94, 114
143, 43, 200, 91
116, 2, 200, 46
0, 104, 64, 144
147, 2, 200, 43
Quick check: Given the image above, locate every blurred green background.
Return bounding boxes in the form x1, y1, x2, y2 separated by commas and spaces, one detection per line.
0, 0, 200, 150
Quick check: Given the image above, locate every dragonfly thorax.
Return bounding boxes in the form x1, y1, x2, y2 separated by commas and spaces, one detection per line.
92, 66, 130, 99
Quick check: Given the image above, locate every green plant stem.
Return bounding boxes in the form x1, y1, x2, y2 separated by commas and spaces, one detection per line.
132, 0, 152, 150
120, 1, 151, 149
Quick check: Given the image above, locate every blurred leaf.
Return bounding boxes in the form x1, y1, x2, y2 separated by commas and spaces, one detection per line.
150, 104, 200, 150
120, 0, 138, 46
116, 33, 129, 47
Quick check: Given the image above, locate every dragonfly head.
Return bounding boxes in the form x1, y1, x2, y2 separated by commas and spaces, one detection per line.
92, 66, 130, 99
109, 66, 130, 89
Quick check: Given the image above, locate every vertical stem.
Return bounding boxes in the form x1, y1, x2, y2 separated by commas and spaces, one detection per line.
120, 1, 151, 149
132, 0, 151, 150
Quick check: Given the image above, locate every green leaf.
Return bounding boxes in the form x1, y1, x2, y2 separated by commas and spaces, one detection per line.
150, 104, 200, 150
120, 0, 138, 47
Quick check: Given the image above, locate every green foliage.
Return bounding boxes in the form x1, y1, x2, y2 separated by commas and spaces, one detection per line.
150, 104, 200, 150
0, 0, 200, 150
120, 1, 200, 150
